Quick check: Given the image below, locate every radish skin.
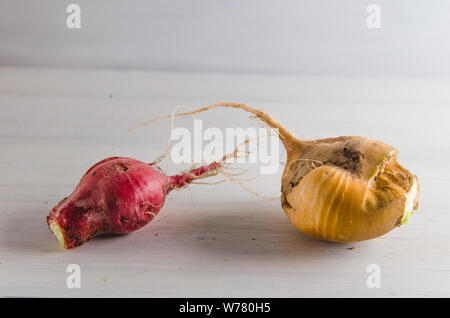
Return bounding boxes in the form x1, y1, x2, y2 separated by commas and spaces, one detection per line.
47, 157, 220, 249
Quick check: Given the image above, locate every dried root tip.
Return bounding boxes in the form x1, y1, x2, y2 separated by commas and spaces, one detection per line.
132, 102, 305, 151
167, 134, 263, 191
220, 170, 280, 201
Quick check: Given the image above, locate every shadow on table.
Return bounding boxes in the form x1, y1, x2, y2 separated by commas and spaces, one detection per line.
2, 210, 129, 254
1, 208, 64, 254
146, 207, 361, 260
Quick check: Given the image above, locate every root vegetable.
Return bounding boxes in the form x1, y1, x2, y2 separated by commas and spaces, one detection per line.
146, 103, 420, 242
47, 157, 221, 249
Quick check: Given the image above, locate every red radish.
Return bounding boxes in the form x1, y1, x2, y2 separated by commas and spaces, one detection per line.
47, 157, 221, 249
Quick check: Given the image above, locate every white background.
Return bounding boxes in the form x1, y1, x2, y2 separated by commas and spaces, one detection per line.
0, 1, 449, 297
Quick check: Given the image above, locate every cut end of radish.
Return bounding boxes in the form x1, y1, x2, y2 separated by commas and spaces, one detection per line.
49, 221, 67, 249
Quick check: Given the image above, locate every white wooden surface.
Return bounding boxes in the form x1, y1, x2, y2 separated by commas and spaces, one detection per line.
0, 67, 449, 297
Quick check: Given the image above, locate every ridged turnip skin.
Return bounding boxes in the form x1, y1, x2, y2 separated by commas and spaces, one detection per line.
280, 136, 420, 242
47, 157, 170, 249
